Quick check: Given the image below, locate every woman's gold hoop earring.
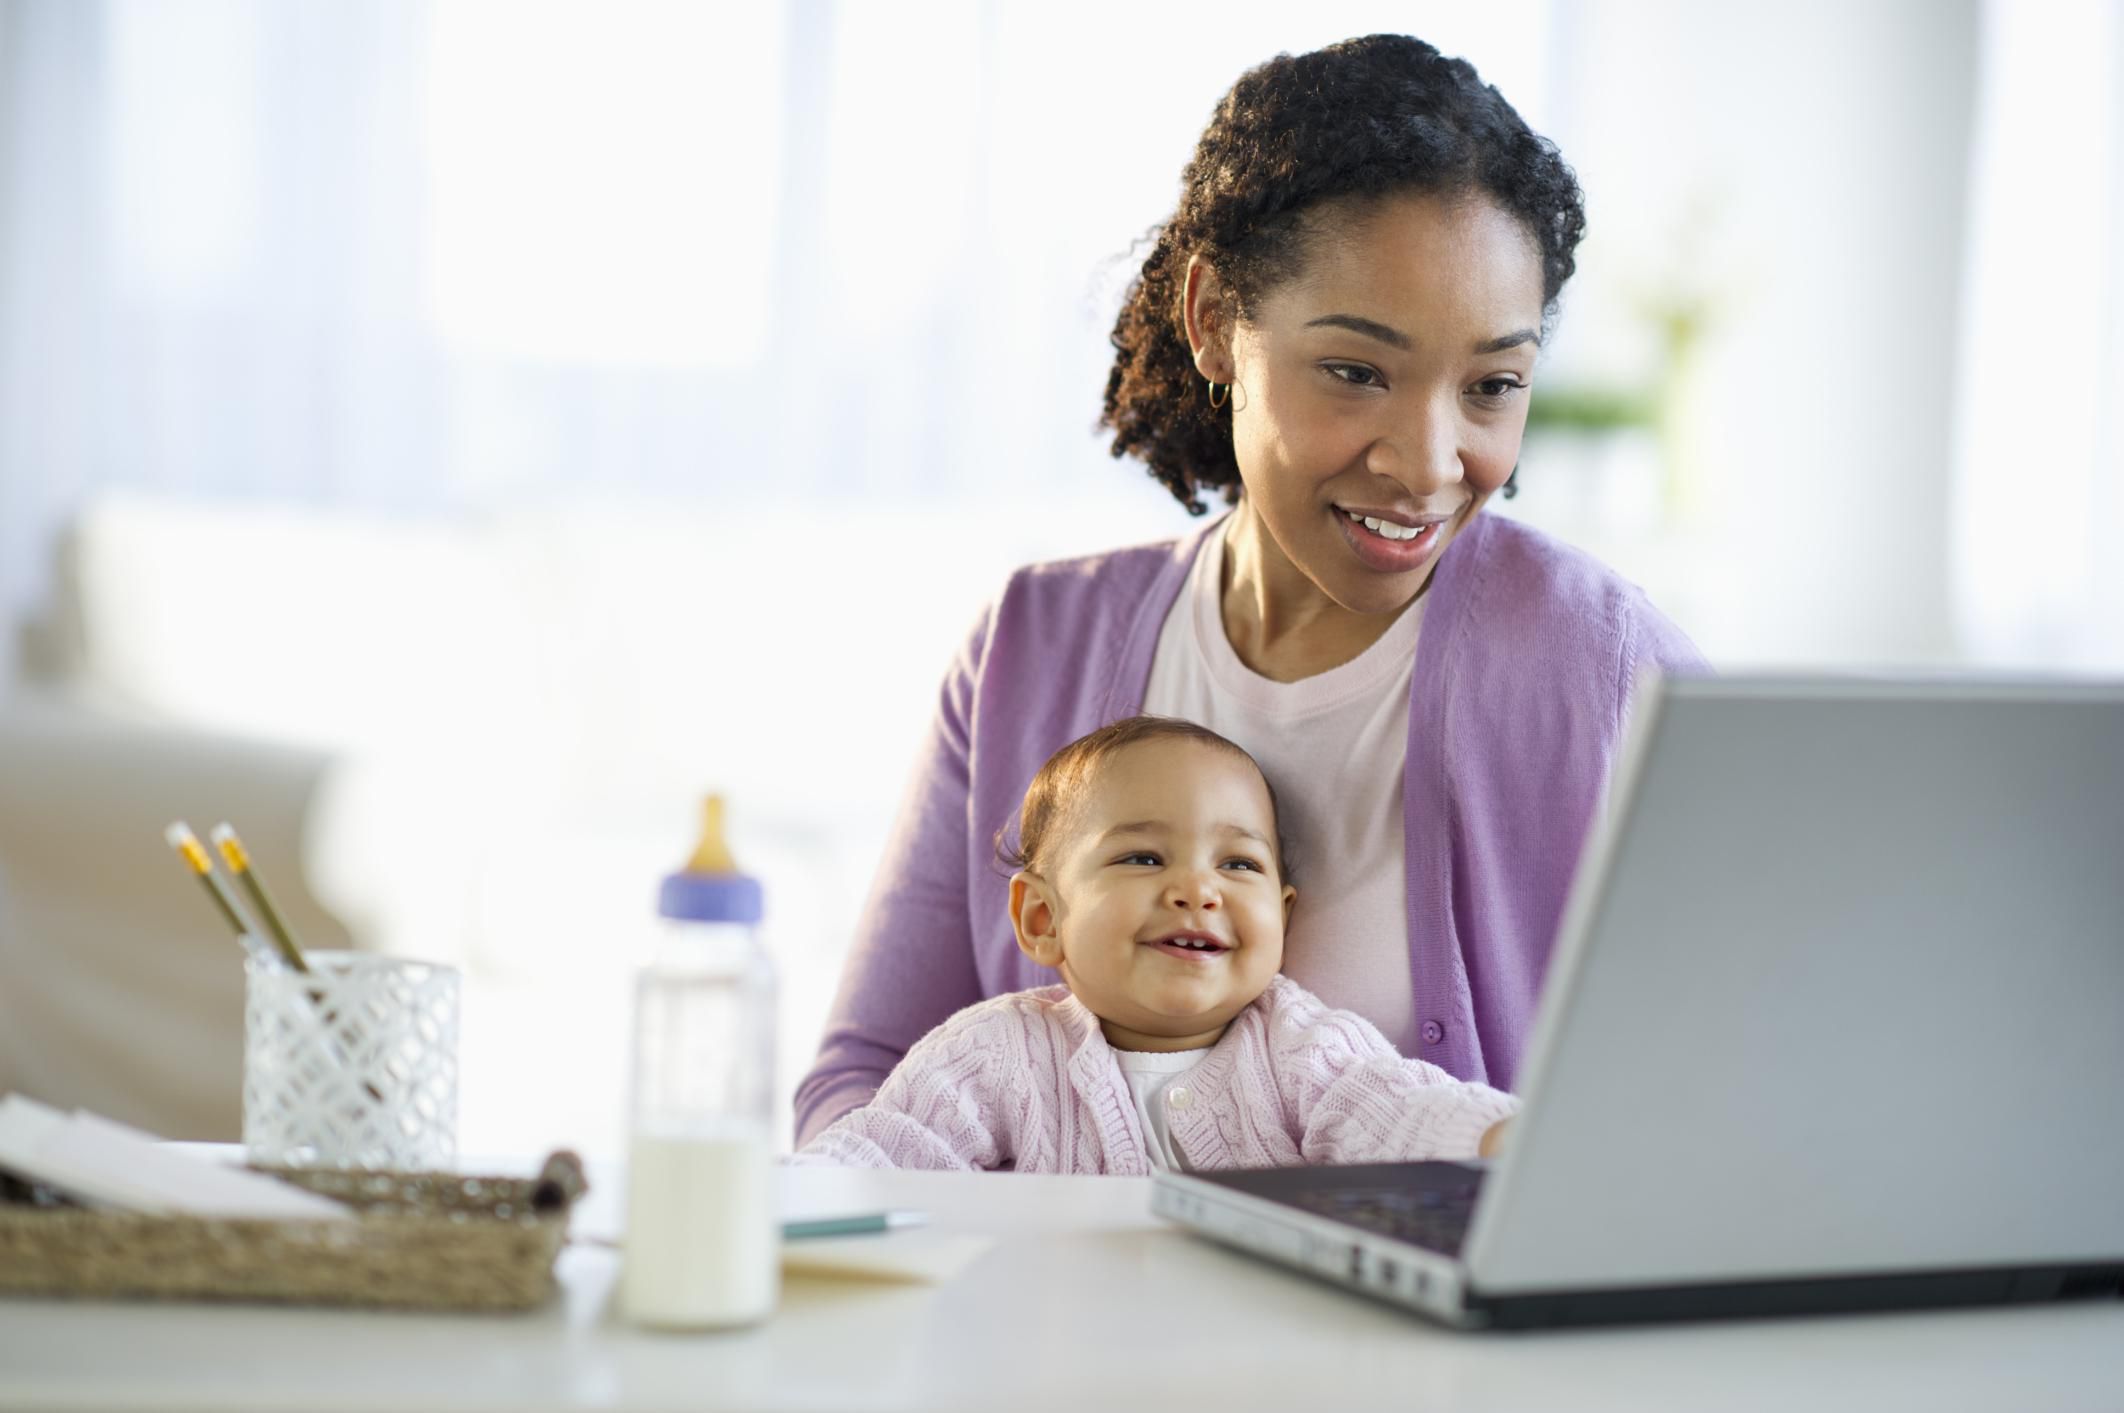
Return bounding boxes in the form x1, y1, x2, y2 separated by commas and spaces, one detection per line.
1207, 380, 1230, 410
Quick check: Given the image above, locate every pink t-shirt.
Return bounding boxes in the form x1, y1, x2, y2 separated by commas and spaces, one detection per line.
1141, 522, 1424, 1052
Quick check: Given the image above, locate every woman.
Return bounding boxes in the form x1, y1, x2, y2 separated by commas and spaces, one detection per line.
794, 34, 1705, 1146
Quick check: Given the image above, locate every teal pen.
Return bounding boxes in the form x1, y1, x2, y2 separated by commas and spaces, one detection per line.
782, 1210, 929, 1240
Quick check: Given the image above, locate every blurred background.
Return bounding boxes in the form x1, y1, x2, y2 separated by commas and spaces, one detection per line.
0, 0, 2118, 1162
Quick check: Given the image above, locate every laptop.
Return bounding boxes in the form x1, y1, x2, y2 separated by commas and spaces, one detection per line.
1152, 675, 2124, 1328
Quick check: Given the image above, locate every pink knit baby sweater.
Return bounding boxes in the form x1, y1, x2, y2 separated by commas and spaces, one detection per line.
792, 976, 1519, 1174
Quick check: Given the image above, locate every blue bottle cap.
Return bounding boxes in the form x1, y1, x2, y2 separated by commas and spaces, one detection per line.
658, 870, 764, 923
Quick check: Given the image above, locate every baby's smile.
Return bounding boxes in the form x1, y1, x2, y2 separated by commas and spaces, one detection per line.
1140, 929, 1232, 960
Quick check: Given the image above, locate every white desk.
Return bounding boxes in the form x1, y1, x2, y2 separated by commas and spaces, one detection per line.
2, 1165, 2120, 1413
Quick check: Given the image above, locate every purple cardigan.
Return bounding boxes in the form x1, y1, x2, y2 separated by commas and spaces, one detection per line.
793, 511, 1706, 1145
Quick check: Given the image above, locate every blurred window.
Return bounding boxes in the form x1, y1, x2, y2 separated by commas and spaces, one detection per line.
424, 0, 785, 368
0, 0, 1549, 670
1952, 0, 2124, 667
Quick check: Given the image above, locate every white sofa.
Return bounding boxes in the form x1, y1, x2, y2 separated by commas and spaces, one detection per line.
0, 490, 1172, 1154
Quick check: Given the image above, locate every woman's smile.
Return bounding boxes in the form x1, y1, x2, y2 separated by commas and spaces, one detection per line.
1333, 504, 1457, 574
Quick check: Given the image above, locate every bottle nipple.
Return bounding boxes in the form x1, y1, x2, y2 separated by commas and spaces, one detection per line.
683, 795, 739, 875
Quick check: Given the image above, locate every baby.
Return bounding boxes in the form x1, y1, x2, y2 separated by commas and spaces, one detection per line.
794, 716, 1517, 1174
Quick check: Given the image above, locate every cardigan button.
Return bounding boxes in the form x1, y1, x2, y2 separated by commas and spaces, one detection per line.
1167, 1086, 1193, 1111
1421, 1020, 1446, 1045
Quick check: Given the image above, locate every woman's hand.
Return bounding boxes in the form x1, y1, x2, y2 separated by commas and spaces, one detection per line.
1479, 1117, 1513, 1159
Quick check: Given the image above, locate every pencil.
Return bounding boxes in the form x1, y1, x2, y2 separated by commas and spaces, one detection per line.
165, 822, 257, 940
169, 820, 386, 1106
783, 1211, 930, 1240
210, 823, 310, 975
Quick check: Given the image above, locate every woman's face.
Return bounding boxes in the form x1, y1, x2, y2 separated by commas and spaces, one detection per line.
1206, 192, 1547, 616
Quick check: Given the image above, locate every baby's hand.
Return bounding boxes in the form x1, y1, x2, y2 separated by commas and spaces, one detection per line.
1478, 1117, 1512, 1159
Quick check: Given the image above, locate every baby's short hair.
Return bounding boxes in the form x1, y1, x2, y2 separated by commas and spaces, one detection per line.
994, 715, 1290, 881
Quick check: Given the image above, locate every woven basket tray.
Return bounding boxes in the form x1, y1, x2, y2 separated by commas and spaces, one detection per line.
0, 1151, 586, 1312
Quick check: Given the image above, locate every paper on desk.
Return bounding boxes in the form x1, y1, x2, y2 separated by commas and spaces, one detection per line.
0, 1094, 352, 1221
781, 1232, 993, 1285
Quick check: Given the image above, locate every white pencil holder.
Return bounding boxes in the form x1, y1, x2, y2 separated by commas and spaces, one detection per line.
242, 950, 460, 1171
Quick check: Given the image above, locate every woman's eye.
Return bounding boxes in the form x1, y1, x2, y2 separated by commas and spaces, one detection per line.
1471, 377, 1527, 405
1323, 362, 1383, 389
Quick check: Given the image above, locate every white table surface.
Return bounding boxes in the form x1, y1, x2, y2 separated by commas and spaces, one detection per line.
3, 1162, 2121, 1413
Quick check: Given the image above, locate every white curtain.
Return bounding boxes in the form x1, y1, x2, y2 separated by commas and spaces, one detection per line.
1952, 0, 2124, 670
0, 0, 1553, 685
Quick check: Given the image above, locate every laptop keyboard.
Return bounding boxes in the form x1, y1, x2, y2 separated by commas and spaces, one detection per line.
1288, 1174, 1483, 1257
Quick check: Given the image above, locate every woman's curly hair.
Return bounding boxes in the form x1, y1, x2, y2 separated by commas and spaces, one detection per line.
1100, 34, 1586, 515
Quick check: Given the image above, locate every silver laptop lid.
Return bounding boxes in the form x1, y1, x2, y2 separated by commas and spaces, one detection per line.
1465, 676, 2124, 1295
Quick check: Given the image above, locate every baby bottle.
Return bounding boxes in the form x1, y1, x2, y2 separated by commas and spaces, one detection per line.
619, 795, 779, 1329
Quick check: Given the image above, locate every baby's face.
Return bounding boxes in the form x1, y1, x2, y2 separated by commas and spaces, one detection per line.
1012, 737, 1295, 1051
